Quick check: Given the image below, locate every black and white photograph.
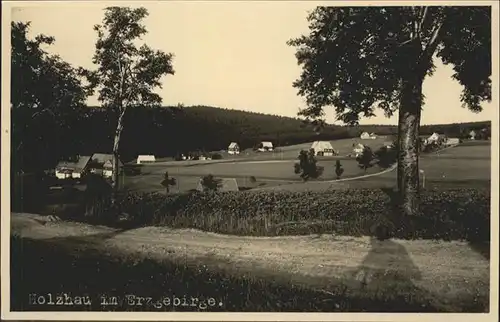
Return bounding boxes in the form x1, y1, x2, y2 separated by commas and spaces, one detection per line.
1, 1, 498, 320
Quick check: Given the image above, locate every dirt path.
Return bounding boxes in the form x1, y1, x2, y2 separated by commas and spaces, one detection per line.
11, 212, 490, 310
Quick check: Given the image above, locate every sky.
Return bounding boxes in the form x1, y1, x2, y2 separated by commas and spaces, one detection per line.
10, 2, 495, 125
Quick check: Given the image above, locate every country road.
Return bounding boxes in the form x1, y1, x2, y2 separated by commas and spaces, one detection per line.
10, 212, 490, 312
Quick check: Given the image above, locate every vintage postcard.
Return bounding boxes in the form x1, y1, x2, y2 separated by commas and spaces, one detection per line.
1, 1, 499, 321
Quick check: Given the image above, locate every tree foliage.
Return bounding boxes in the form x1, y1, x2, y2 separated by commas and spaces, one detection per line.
11, 21, 89, 174
334, 160, 344, 179
294, 149, 324, 181
288, 6, 491, 124
356, 146, 375, 172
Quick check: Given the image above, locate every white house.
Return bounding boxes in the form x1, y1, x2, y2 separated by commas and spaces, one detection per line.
360, 132, 377, 140
426, 132, 442, 144
258, 141, 274, 152
228, 142, 240, 155
352, 143, 366, 157
89, 153, 124, 178
137, 155, 156, 164
469, 130, 476, 140
55, 156, 92, 180
310, 141, 336, 156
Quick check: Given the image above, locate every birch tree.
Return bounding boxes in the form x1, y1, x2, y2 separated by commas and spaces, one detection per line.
85, 7, 175, 202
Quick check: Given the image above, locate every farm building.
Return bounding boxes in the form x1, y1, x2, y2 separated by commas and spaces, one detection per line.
258, 141, 274, 152
469, 130, 476, 140
55, 155, 92, 179
445, 138, 460, 145
228, 142, 240, 155
89, 153, 124, 178
425, 132, 445, 145
310, 141, 336, 156
137, 155, 156, 164
196, 178, 239, 192
352, 143, 366, 157
360, 132, 377, 140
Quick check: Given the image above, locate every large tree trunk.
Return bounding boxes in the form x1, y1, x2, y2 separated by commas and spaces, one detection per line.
111, 109, 126, 205
397, 74, 424, 216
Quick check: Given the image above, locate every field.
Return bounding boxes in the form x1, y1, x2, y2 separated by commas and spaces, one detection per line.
123, 137, 391, 193
123, 139, 490, 194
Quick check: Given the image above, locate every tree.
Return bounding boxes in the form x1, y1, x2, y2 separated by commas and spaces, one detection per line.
161, 171, 177, 194
11, 21, 89, 174
288, 6, 491, 216
375, 145, 397, 169
334, 160, 344, 179
356, 146, 375, 172
294, 149, 324, 181
83, 7, 175, 203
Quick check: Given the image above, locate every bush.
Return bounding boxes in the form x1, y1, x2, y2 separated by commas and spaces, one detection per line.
375, 146, 397, 169
112, 188, 490, 242
200, 174, 222, 191
335, 160, 344, 179
210, 153, 223, 160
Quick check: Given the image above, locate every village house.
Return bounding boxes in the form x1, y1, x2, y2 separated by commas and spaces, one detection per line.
89, 153, 124, 179
360, 132, 377, 140
310, 141, 336, 156
137, 155, 156, 164
228, 142, 240, 155
55, 155, 92, 180
258, 141, 274, 152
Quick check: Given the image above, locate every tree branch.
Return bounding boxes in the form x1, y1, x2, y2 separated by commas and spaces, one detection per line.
423, 21, 443, 58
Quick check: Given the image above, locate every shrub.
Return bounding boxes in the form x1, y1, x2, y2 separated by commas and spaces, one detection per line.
210, 153, 223, 160
200, 174, 222, 191
375, 146, 397, 169
335, 160, 344, 179
113, 188, 490, 242
161, 171, 177, 194
294, 149, 324, 181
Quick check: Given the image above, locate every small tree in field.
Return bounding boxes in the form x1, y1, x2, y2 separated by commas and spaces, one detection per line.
356, 146, 375, 172
335, 160, 344, 179
83, 7, 175, 206
375, 146, 398, 169
294, 149, 324, 181
161, 171, 177, 194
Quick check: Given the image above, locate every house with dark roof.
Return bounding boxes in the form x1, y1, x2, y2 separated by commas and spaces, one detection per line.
55, 156, 92, 180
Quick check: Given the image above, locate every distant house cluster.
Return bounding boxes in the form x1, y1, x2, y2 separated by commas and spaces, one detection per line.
360, 132, 377, 140
55, 153, 123, 180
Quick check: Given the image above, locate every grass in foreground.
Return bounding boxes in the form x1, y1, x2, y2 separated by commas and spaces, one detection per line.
10, 236, 487, 313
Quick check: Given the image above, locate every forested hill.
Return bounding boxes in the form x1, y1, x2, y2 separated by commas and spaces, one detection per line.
74, 105, 490, 161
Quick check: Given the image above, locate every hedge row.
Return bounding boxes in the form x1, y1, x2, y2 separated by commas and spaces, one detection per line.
115, 188, 491, 241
